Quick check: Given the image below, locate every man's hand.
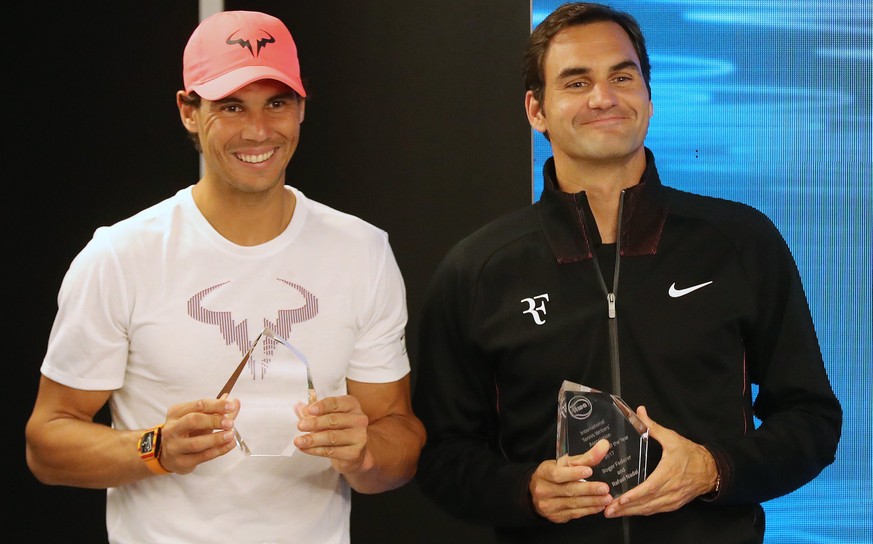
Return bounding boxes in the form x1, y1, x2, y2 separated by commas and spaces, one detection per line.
294, 395, 375, 475
529, 438, 613, 523
158, 396, 240, 474
604, 406, 718, 518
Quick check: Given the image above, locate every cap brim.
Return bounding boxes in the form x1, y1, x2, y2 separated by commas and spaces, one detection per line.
190, 65, 306, 101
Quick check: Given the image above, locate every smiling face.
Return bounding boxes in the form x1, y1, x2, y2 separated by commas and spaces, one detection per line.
525, 21, 653, 170
179, 79, 306, 196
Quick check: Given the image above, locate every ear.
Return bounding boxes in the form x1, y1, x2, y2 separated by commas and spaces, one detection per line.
176, 90, 198, 133
525, 90, 547, 134
298, 97, 306, 124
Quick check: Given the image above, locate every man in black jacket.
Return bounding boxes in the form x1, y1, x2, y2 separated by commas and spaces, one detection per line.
412, 3, 842, 543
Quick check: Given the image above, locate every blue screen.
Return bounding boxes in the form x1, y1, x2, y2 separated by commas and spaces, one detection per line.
530, 2, 872, 542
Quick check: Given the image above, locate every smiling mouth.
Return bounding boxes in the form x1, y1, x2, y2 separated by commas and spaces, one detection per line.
236, 150, 275, 164
585, 116, 627, 125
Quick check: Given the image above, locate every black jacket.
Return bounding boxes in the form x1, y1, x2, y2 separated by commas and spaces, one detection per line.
413, 149, 842, 543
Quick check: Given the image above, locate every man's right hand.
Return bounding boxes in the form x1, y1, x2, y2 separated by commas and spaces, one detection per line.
528, 438, 613, 523
158, 396, 240, 474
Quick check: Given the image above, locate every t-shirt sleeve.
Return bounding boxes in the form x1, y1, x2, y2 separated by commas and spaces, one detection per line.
40, 227, 130, 391
345, 232, 410, 383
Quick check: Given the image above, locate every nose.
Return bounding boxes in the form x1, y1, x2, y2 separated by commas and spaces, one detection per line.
588, 82, 618, 110
241, 110, 271, 142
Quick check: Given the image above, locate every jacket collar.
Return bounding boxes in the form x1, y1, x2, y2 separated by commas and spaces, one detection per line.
536, 147, 667, 263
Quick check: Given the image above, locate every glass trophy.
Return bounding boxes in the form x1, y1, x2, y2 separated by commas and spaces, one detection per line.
556, 380, 649, 497
216, 326, 315, 457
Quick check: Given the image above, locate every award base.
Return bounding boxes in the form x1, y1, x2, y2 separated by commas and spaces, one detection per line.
557, 380, 649, 497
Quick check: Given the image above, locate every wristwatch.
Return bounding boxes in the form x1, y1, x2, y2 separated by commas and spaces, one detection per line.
138, 425, 171, 475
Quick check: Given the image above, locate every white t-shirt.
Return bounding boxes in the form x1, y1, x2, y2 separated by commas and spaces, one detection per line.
41, 186, 410, 544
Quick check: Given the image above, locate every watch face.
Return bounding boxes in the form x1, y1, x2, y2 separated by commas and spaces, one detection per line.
140, 431, 156, 454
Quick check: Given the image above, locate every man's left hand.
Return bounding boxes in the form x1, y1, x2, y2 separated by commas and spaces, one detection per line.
294, 395, 375, 475
603, 406, 718, 518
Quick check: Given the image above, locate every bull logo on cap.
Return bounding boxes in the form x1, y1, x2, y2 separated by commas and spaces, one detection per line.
226, 30, 276, 57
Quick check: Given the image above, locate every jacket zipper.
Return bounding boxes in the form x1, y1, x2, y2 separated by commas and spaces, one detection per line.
588, 190, 630, 544
590, 190, 625, 396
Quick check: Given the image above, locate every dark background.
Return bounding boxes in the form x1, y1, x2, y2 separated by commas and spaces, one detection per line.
11, 2, 531, 542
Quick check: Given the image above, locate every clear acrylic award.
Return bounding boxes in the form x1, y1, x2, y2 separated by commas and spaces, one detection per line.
557, 380, 649, 497
217, 326, 315, 457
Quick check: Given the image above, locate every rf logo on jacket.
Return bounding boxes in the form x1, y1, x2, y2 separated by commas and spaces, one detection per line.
521, 293, 550, 325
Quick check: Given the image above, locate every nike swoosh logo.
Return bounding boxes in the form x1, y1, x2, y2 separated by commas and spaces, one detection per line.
668, 281, 714, 298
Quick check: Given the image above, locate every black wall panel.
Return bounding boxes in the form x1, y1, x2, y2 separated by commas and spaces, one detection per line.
12, 3, 531, 542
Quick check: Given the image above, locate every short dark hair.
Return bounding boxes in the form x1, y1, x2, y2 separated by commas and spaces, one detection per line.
523, 2, 651, 105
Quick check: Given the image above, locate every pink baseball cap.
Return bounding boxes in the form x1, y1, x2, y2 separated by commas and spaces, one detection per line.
183, 10, 307, 100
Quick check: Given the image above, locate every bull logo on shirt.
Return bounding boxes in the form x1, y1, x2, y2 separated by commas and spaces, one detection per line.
187, 279, 319, 373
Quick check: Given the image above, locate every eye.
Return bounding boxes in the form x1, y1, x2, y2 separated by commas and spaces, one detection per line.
221, 103, 244, 113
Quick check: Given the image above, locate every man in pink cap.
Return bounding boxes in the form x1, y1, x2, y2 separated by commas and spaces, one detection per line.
25, 11, 425, 544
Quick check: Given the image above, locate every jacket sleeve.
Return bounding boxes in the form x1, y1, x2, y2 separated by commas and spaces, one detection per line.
706, 209, 842, 504
412, 246, 543, 527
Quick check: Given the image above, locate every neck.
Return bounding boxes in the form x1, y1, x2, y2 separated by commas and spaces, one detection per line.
552, 151, 645, 243
192, 182, 295, 246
